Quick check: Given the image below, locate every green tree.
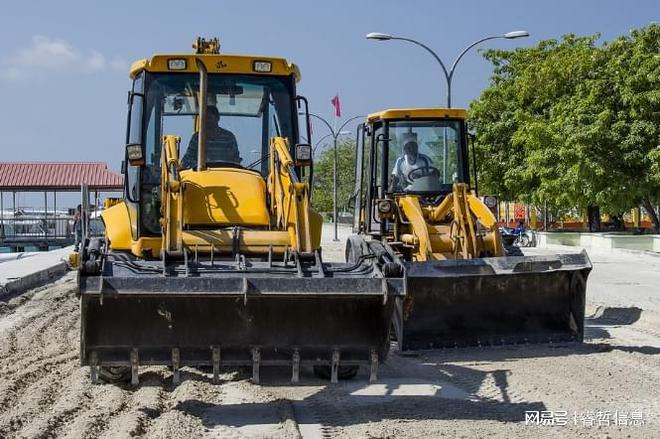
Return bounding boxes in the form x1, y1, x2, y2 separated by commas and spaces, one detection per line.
469, 24, 660, 231
311, 139, 356, 215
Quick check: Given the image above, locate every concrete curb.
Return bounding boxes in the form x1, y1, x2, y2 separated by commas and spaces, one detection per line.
537, 232, 660, 255
600, 246, 660, 258
0, 261, 69, 300
539, 243, 660, 258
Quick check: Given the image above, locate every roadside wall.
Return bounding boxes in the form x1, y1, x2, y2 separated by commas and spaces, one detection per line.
537, 232, 660, 253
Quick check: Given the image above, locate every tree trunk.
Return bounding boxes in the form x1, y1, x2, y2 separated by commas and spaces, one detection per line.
642, 197, 660, 233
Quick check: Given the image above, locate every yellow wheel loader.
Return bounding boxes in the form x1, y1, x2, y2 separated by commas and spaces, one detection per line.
350, 108, 591, 350
77, 38, 405, 385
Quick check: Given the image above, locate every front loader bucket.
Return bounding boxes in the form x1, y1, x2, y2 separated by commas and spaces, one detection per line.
393, 251, 591, 350
80, 258, 404, 382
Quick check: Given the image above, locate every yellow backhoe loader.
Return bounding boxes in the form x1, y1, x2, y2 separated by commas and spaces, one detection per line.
349, 108, 591, 349
77, 38, 405, 385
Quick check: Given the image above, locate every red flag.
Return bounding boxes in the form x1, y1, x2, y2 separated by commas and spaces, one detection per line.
331, 94, 341, 117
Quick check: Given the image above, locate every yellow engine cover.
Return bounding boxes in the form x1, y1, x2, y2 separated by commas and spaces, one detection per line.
180, 168, 270, 227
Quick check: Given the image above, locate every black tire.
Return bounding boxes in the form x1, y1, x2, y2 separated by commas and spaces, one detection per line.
313, 365, 360, 380
382, 261, 404, 278
345, 235, 368, 263
98, 366, 131, 383
504, 245, 524, 256
519, 235, 530, 247
501, 235, 516, 247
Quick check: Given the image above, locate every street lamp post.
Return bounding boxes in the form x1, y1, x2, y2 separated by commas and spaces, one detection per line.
314, 131, 351, 156
366, 30, 529, 108
304, 112, 365, 241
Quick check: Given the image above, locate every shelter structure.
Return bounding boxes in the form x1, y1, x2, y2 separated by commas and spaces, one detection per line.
0, 162, 123, 251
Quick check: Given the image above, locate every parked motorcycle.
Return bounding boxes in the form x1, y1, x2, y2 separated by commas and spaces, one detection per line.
500, 226, 536, 247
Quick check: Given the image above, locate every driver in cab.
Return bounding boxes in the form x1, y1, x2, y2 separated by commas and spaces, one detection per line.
181, 106, 240, 169
389, 141, 432, 192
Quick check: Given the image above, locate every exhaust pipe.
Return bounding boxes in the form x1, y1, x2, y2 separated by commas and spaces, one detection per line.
195, 58, 208, 171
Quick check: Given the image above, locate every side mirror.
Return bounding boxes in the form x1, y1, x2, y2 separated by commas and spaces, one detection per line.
126, 144, 144, 166
294, 143, 312, 166
121, 160, 127, 174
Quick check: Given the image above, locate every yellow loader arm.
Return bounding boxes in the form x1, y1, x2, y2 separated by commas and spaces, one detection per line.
268, 137, 314, 254
398, 183, 504, 260
161, 135, 184, 255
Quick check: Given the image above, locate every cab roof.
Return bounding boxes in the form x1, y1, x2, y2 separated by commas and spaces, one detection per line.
367, 108, 467, 122
129, 54, 301, 82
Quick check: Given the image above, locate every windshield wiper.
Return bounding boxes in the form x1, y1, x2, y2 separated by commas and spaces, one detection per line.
247, 153, 270, 170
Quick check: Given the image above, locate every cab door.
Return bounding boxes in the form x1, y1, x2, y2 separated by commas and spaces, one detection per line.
365, 121, 384, 236
351, 123, 366, 233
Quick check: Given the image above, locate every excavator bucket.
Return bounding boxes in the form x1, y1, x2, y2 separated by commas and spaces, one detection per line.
80, 254, 405, 383
392, 251, 591, 350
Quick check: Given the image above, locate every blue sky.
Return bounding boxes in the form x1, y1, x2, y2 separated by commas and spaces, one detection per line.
0, 0, 657, 173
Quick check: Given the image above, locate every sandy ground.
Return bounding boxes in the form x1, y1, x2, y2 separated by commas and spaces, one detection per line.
319, 223, 352, 262
0, 225, 658, 438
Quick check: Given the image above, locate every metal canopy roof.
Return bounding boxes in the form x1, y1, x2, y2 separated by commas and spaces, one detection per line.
367, 108, 467, 122
0, 162, 123, 192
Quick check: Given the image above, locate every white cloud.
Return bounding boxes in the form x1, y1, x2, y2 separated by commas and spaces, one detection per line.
85, 51, 106, 71
2, 35, 125, 80
110, 57, 129, 73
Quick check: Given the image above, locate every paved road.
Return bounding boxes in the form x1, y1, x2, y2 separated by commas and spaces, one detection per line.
319, 223, 352, 262
526, 245, 660, 313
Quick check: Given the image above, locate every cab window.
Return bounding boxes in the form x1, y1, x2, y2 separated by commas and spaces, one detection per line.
387, 120, 462, 193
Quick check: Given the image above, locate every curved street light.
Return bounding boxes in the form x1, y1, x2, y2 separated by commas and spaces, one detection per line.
366, 30, 529, 107
314, 131, 351, 155
301, 112, 365, 240
314, 133, 334, 153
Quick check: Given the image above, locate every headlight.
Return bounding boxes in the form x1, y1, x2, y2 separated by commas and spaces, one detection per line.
168, 59, 187, 70
484, 196, 497, 208
296, 143, 312, 162
294, 143, 312, 165
253, 61, 272, 73
126, 144, 143, 161
377, 199, 393, 215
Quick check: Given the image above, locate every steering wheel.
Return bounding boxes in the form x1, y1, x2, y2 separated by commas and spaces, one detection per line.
407, 165, 441, 181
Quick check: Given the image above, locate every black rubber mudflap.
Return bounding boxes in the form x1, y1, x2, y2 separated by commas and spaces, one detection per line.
395, 251, 592, 350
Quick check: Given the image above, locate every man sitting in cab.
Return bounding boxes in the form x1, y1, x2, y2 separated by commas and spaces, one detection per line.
182, 105, 240, 168
389, 140, 433, 192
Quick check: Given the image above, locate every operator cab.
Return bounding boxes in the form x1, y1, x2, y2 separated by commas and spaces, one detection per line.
122, 39, 311, 237
387, 118, 465, 193
351, 108, 471, 235
369, 109, 469, 196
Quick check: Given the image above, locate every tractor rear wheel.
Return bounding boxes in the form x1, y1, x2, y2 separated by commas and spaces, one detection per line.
98, 366, 131, 383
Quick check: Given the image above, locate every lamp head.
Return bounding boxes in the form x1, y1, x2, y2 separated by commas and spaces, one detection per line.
504, 30, 530, 39
366, 32, 393, 41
